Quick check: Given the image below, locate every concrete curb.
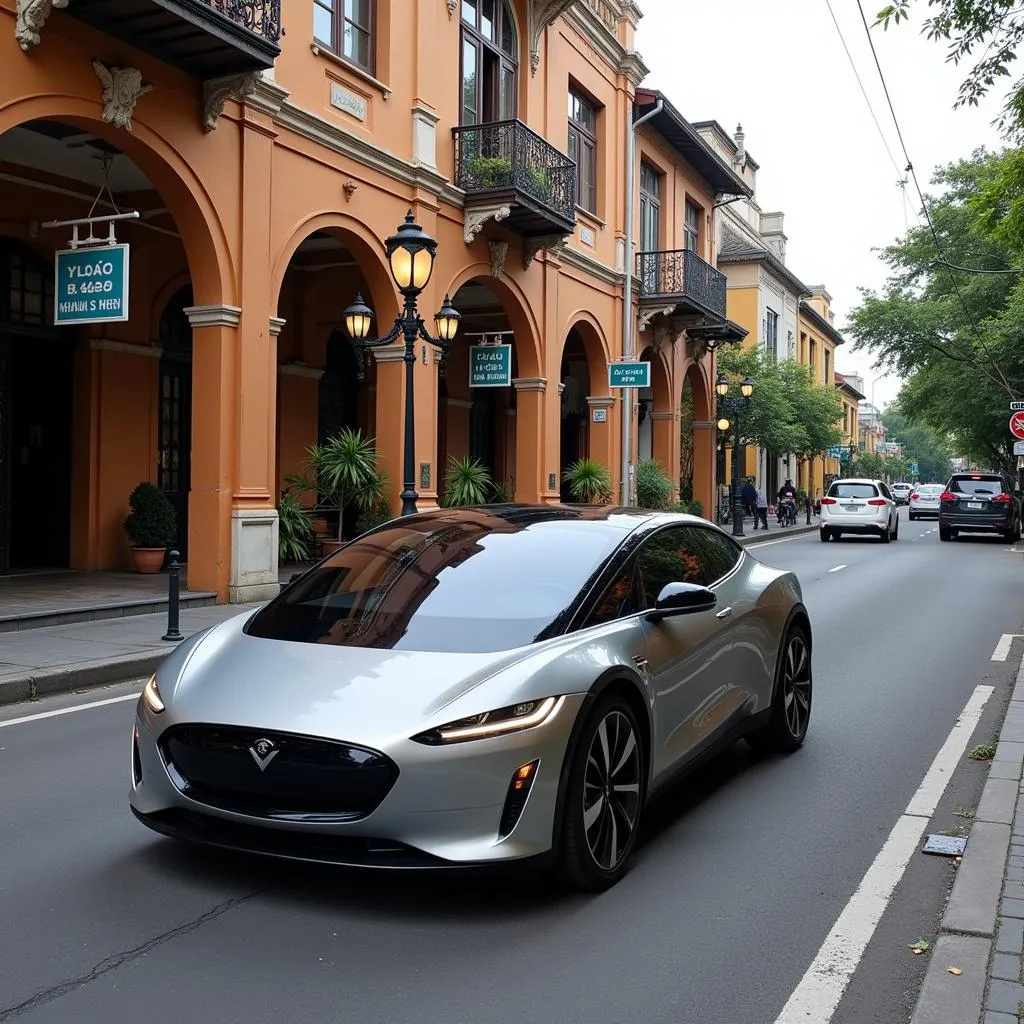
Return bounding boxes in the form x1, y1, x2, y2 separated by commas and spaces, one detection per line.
910, 654, 1024, 1024
738, 523, 819, 545
0, 650, 169, 706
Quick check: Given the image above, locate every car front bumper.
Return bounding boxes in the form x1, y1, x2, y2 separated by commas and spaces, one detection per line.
130, 693, 587, 868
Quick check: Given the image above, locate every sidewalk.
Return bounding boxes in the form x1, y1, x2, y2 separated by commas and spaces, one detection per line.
0, 601, 262, 706
911, 653, 1024, 1023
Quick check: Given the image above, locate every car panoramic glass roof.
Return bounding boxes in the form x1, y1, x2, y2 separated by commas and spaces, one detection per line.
245, 514, 625, 653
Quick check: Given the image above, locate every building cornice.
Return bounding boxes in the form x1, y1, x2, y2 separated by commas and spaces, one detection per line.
560, 242, 623, 288
564, 4, 633, 79
184, 304, 242, 328
799, 300, 846, 347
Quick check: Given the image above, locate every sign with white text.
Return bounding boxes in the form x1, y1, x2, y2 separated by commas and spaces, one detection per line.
609, 362, 651, 389
1010, 401, 1024, 412
54, 244, 129, 325
469, 344, 512, 388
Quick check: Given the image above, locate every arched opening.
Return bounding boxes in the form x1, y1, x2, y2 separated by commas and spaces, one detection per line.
0, 116, 200, 577
158, 285, 193, 558
559, 329, 590, 499
637, 344, 673, 480
275, 228, 384, 538
438, 278, 534, 503
682, 362, 714, 517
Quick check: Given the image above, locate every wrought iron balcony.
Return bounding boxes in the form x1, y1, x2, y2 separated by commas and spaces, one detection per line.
453, 120, 576, 241
66, 0, 281, 78
636, 249, 728, 319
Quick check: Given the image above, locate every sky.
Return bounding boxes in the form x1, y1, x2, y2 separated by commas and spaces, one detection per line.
635, 0, 1008, 409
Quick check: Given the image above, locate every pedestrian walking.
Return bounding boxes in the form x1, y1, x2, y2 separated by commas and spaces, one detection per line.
742, 478, 757, 519
754, 485, 769, 530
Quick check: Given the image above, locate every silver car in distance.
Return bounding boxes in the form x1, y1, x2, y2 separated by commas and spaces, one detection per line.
131, 505, 812, 891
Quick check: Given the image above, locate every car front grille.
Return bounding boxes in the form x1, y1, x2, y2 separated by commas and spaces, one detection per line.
159, 725, 399, 822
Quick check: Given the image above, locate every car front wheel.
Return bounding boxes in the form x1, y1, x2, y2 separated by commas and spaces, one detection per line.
558, 694, 644, 891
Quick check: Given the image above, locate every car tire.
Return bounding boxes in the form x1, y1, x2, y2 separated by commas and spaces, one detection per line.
558, 693, 644, 892
820, 528, 830, 542
748, 624, 812, 756
892, 518, 899, 541
880, 525, 891, 543
909, 512, 916, 521
939, 527, 952, 541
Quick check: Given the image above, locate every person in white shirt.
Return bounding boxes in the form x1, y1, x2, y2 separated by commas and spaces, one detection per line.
754, 486, 769, 530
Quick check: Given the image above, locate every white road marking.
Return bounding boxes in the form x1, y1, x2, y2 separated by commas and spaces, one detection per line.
0, 692, 139, 729
992, 634, 1024, 661
745, 532, 811, 549
828, 564, 847, 573
773, 683, 995, 1024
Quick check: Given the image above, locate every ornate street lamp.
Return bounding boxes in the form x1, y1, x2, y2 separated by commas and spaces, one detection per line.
343, 211, 461, 516
716, 373, 755, 537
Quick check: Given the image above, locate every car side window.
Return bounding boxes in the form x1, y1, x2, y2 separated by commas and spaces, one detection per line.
686, 527, 742, 584
635, 527, 705, 607
583, 560, 640, 628
879, 483, 892, 500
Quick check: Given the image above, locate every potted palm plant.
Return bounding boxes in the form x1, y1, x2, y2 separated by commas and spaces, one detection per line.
278, 488, 315, 565
563, 458, 613, 504
304, 427, 387, 552
123, 482, 177, 573
441, 456, 493, 507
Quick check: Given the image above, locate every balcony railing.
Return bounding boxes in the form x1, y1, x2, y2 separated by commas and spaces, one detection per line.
67, 0, 281, 78
636, 249, 727, 319
453, 119, 577, 237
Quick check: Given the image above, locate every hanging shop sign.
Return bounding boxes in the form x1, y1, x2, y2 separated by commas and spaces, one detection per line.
469, 344, 512, 388
54, 243, 129, 325
609, 362, 651, 389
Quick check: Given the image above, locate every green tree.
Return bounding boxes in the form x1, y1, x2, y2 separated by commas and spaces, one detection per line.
847, 151, 1024, 477
880, 405, 955, 481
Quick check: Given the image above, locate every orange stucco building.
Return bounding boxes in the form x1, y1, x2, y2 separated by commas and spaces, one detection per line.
0, 0, 746, 602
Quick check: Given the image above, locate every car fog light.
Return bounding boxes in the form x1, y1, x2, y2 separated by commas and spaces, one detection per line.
498, 760, 539, 839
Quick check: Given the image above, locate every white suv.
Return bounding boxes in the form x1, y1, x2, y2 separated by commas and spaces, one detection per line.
890, 483, 913, 506
820, 478, 899, 543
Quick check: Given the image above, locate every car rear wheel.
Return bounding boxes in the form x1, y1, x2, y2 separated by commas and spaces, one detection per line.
748, 625, 812, 755
909, 511, 916, 521
892, 517, 899, 541
558, 694, 644, 891
820, 528, 830, 542
939, 526, 952, 541
880, 525, 891, 543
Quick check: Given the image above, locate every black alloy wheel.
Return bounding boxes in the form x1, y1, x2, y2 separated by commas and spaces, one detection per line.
559, 695, 644, 891
748, 625, 813, 755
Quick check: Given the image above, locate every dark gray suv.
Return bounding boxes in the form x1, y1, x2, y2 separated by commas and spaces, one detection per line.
938, 472, 1022, 542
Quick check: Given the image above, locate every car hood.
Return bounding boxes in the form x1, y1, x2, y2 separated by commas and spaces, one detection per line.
158, 614, 556, 744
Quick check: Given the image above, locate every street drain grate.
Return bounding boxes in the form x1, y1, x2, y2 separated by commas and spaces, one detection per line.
922, 834, 967, 857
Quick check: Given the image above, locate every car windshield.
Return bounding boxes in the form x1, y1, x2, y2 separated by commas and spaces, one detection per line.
245, 514, 623, 653
829, 482, 879, 499
950, 476, 1004, 496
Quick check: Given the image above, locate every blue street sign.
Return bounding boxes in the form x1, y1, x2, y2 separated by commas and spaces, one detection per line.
54, 244, 129, 325
469, 343, 512, 387
609, 361, 651, 389
827, 445, 843, 460
910, 462, 919, 474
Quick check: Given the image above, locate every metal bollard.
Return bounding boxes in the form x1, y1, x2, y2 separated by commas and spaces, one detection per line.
805, 499, 812, 525
162, 549, 184, 642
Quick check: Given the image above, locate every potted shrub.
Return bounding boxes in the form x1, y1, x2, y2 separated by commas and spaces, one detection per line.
123, 482, 176, 573
303, 427, 387, 553
467, 155, 513, 188
278, 488, 315, 566
441, 456, 493, 507
563, 458, 613, 504
635, 458, 673, 510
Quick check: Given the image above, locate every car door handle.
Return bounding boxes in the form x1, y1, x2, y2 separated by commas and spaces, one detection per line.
715, 607, 733, 620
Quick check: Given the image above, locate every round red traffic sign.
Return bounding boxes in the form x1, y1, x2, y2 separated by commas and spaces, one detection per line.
1012, 411, 1024, 440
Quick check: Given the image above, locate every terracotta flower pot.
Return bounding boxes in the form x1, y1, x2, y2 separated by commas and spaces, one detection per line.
130, 547, 167, 573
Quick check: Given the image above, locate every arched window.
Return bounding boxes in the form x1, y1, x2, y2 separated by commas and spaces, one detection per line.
460, 0, 518, 125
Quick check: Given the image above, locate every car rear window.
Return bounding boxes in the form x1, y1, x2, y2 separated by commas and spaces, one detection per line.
950, 475, 1004, 496
917, 485, 943, 495
828, 482, 879, 499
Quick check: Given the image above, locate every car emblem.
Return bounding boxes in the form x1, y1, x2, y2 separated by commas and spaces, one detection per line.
249, 737, 279, 772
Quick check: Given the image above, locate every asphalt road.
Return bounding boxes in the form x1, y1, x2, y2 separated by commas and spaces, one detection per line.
2, 512, 1023, 1024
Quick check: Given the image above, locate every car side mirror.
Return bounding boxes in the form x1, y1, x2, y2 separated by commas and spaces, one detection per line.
645, 582, 717, 622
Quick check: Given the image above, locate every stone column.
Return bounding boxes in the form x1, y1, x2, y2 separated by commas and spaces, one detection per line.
373, 345, 407, 512
512, 377, 547, 502
651, 410, 679, 496
692, 419, 716, 517
586, 395, 617, 492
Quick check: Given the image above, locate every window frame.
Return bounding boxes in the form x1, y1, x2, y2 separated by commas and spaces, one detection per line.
313, 0, 376, 75
460, 0, 519, 126
683, 199, 700, 253
568, 86, 598, 215
765, 308, 779, 359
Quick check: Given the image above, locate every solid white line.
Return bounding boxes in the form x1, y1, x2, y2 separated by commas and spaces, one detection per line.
828, 564, 847, 573
745, 532, 810, 549
773, 683, 994, 1024
0, 692, 139, 729
992, 635, 1023, 662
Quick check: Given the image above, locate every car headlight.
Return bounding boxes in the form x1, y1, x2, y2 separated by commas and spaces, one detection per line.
412, 696, 564, 745
142, 675, 165, 714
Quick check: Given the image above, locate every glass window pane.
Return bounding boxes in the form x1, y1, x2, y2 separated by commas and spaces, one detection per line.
637, 527, 705, 604
313, 2, 332, 43
480, 0, 494, 40
344, 0, 369, 27
462, 0, 476, 24
462, 38, 478, 124
500, 64, 515, 119
501, 2, 514, 54
345, 23, 370, 66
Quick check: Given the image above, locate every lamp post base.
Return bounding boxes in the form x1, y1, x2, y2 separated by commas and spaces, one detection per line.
399, 487, 419, 517
731, 500, 745, 537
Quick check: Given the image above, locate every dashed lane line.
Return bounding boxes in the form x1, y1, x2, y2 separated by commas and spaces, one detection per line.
992, 634, 1024, 661
0, 692, 139, 729
828, 564, 847, 574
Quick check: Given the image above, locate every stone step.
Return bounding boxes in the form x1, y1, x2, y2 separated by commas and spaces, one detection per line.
0, 590, 218, 633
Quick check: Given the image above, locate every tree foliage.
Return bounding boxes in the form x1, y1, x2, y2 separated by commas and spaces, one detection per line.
715, 346, 844, 458
880, 405, 955, 480
846, 150, 1024, 477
